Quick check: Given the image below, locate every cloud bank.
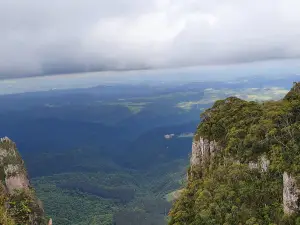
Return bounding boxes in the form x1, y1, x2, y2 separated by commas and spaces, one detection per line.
1, 0, 300, 77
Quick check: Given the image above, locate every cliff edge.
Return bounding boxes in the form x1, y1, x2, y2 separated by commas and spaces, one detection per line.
169, 82, 300, 224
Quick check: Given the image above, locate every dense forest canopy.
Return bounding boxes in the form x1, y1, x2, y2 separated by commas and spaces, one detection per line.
169, 82, 300, 225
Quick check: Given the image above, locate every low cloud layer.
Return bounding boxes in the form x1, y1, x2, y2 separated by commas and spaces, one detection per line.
1, 0, 300, 77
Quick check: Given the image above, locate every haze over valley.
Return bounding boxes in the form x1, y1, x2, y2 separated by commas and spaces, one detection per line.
1, 74, 299, 224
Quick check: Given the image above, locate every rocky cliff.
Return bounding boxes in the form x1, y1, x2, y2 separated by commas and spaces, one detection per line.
169, 82, 300, 225
283, 172, 300, 215
0, 137, 30, 194
190, 137, 220, 169
190, 138, 270, 175
0, 137, 47, 225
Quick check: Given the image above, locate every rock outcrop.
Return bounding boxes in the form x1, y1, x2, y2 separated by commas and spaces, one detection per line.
0, 137, 47, 225
248, 155, 270, 172
191, 138, 271, 173
189, 137, 221, 179
0, 137, 30, 194
190, 137, 221, 169
283, 172, 300, 215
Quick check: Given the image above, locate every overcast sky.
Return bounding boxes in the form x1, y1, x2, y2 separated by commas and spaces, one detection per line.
1, 0, 300, 78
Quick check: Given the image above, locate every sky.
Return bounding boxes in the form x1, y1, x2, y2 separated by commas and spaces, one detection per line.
1, 0, 300, 79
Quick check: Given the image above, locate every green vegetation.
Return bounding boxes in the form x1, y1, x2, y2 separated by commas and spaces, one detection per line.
1, 80, 294, 224
32, 161, 185, 225
0, 206, 15, 225
0, 186, 15, 225
19, 118, 195, 224
0, 140, 47, 225
169, 82, 300, 225
8, 189, 46, 225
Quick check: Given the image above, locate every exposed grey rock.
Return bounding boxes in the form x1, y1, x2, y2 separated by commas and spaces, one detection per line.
248, 155, 270, 172
191, 138, 271, 175
283, 172, 300, 215
4, 164, 20, 176
5, 174, 30, 193
0, 148, 8, 163
0, 136, 30, 194
190, 137, 221, 170
248, 161, 259, 170
260, 155, 270, 172
0, 136, 11, 143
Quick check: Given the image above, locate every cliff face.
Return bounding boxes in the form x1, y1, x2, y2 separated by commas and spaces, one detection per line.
169, 83, 300, 225
283, 172, 300, 215
0, 137, 47, 225
190, 137, 220, 170
0, 137, 30, 194
190, 137, 270, 174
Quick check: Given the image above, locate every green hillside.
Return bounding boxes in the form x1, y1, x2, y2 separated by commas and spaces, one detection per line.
169, 82, 300, 225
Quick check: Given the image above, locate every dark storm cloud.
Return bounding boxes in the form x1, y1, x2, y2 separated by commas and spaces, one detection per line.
1, 0, 300, 77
